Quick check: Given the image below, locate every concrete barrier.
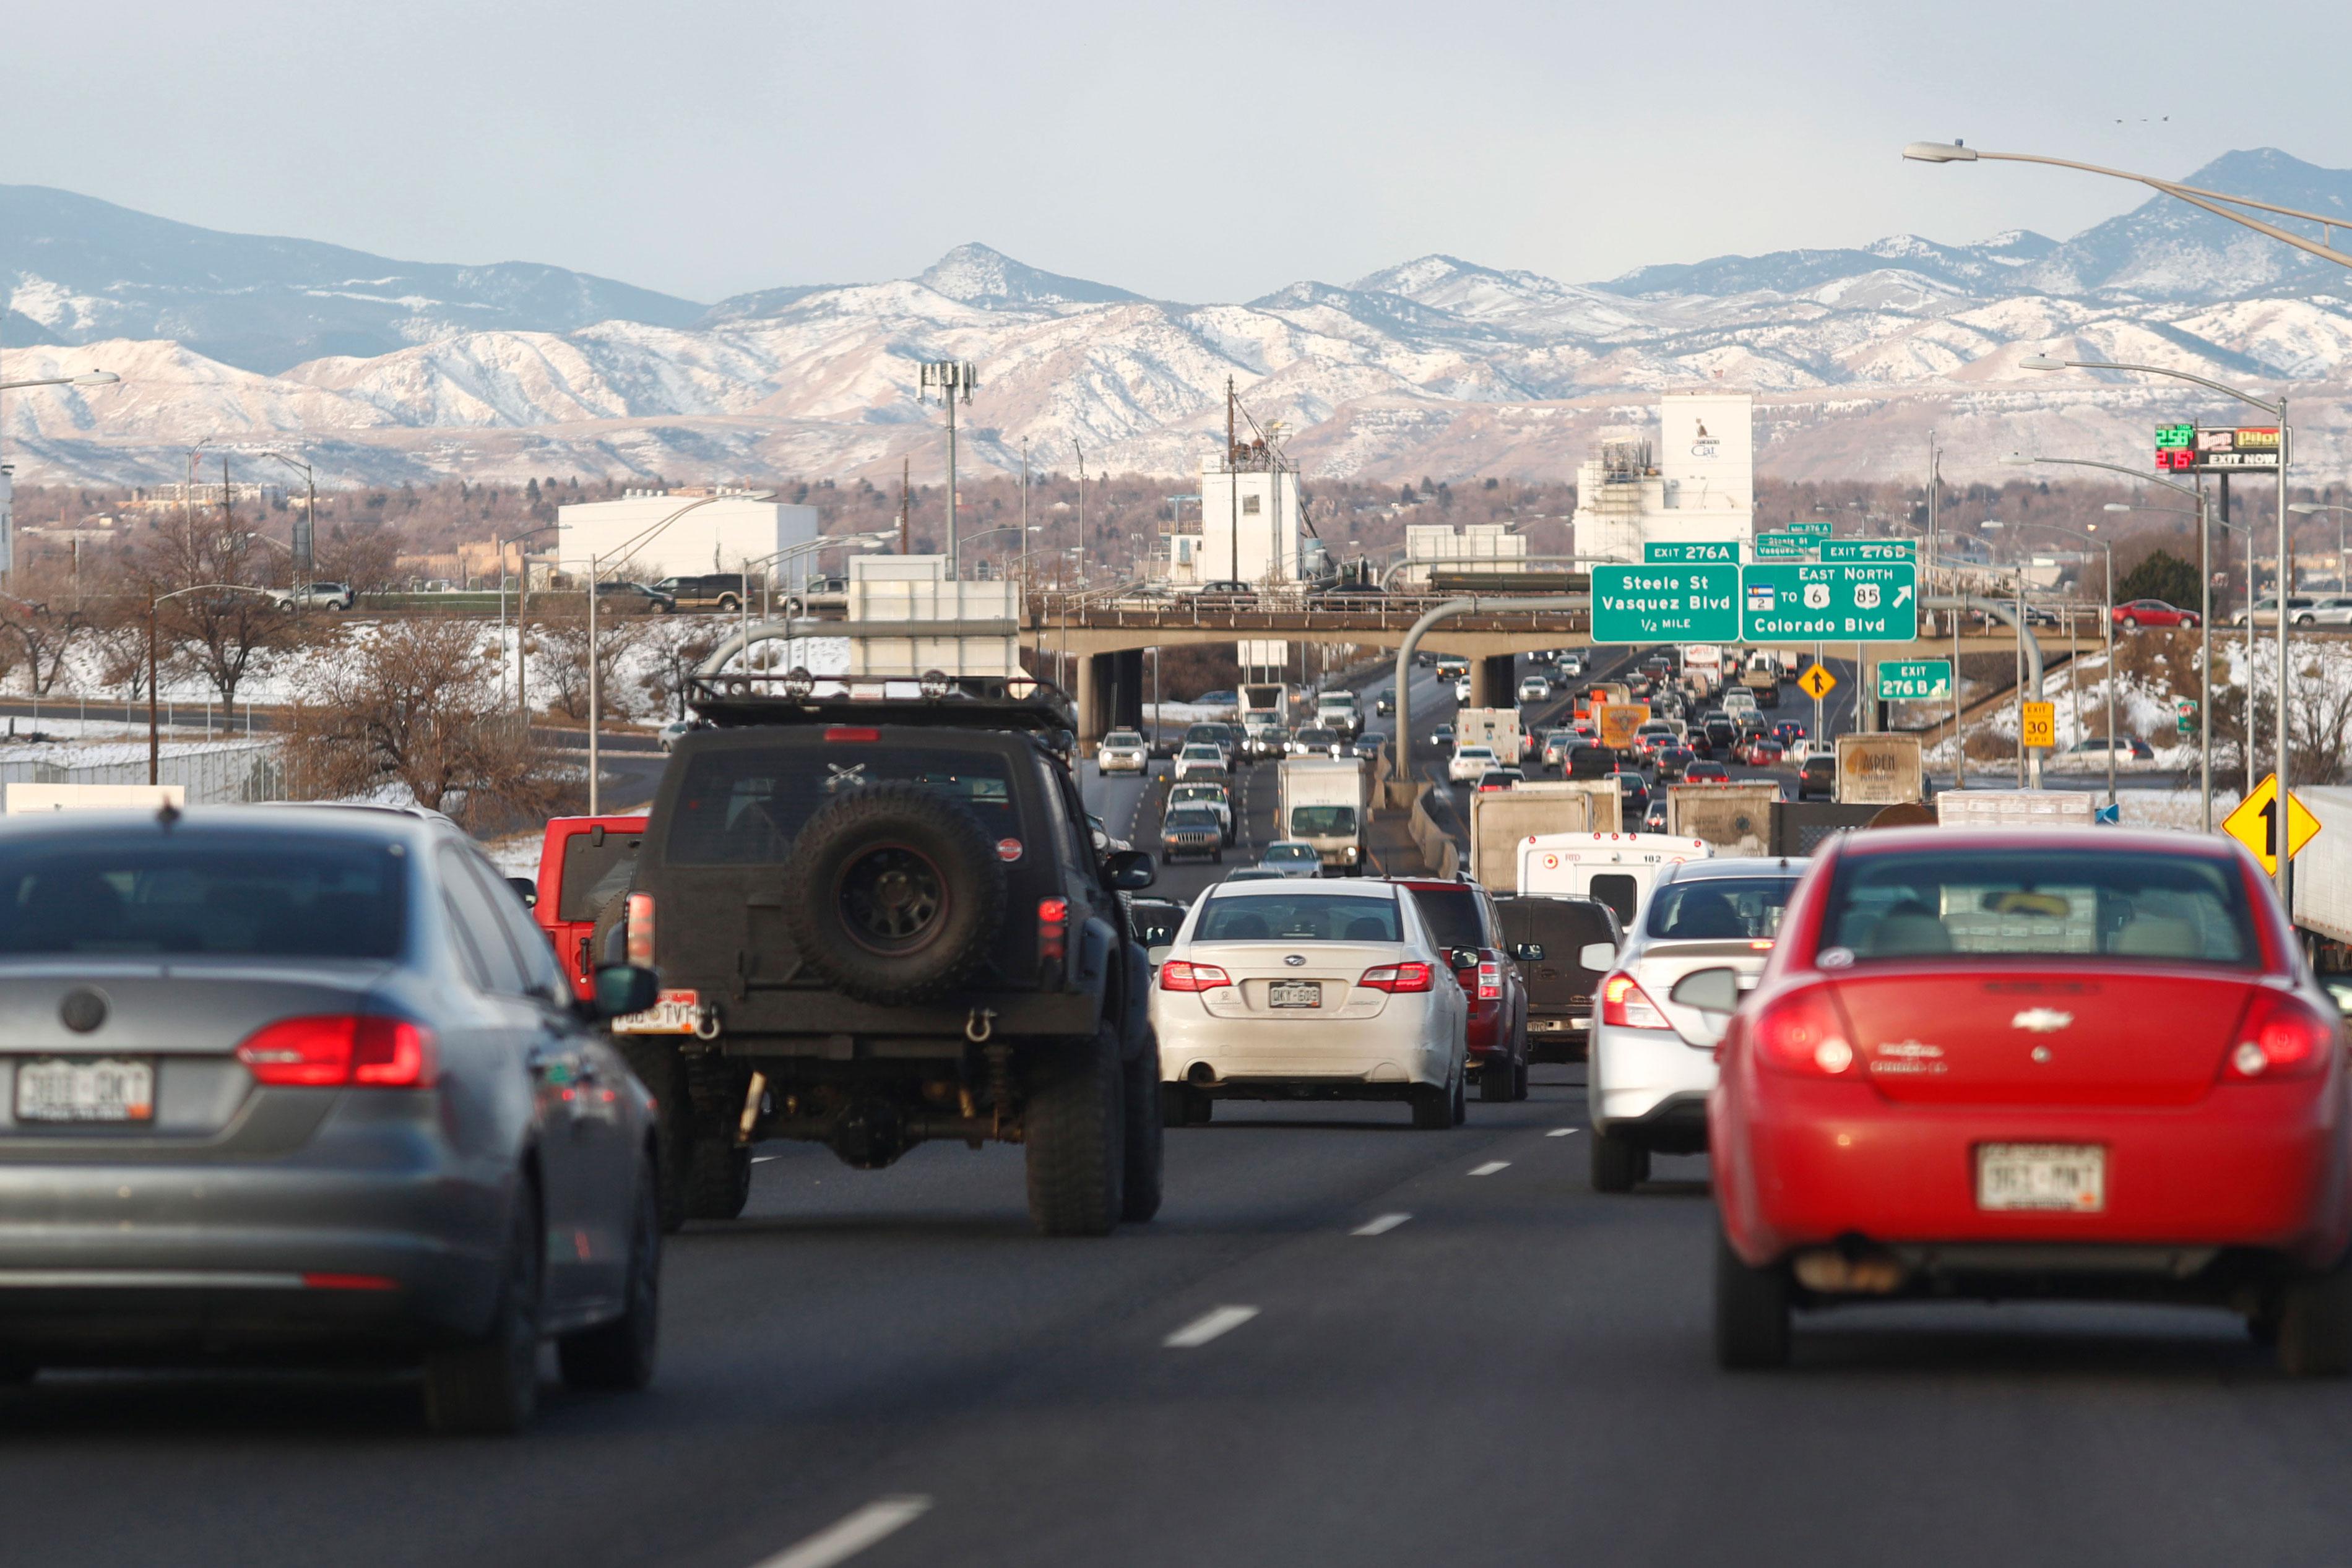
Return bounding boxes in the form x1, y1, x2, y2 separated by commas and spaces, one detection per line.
1406, 783, 1459, 879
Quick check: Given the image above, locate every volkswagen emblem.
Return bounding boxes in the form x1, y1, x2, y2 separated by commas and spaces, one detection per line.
60, 987, 108, 1033
1284, 954, 1306, 967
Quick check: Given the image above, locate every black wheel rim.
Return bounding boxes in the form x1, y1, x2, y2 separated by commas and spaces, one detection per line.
836, 843, 950, 954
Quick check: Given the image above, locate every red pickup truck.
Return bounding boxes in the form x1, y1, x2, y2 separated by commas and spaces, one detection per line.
532, 814, 648, 999
1387, 876, 1532, 1102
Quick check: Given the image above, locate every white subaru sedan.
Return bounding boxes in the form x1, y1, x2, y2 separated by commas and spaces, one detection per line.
1153, 880, 1468, 1129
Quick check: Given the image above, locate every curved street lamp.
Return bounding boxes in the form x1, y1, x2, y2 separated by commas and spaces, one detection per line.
0, 371, 118, 392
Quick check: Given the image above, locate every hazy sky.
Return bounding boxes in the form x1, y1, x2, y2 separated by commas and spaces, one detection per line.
11, 0, 2352, 304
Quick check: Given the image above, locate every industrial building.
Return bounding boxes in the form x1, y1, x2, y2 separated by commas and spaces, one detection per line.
1570, 391, 1756, 563
555, 488, 819, 588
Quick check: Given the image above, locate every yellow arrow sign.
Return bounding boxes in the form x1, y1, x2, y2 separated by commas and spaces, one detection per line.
1797, 665, 1837, 700
2020, 701, 2056, 750
2223, 773, 2322, 876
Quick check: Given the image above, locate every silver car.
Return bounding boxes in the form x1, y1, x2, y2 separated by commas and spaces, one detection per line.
1586, 856, 1804, 1193
0, 807, 663, 1432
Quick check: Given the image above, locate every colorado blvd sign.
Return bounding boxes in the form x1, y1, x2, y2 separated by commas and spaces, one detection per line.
1590, 564, 1740, 642
1739, 561, 1917, 641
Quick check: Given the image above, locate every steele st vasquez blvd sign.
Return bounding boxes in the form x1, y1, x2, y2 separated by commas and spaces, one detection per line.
1589, 564, 1740, 642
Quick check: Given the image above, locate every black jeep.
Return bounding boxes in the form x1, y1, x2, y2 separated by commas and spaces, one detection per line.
613, 673, 1164, 1237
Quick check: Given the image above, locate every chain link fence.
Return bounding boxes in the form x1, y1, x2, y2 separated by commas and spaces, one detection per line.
0, 740, 287, 804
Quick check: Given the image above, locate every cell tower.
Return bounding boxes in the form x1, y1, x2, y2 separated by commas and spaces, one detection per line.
917, 360, 978, 573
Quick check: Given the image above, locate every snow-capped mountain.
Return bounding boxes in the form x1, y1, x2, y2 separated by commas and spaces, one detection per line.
10, 150, 2352, 488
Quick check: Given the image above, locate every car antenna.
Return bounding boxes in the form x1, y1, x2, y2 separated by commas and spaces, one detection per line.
156, 800, 182, 829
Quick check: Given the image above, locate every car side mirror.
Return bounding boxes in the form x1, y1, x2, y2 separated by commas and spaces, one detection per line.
505, 876, 538, 909
1107, 849, 1157, 890
1449, 947, 1480, 971
1148, 945, 1173, 970
1670, 967, 1741, 1015
591, 963, 661, 1022
1578, 941, 1617, 970
1513, 942, 1545, 962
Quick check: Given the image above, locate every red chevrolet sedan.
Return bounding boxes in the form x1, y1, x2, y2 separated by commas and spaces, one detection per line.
1694, 827, 2352, 1373
2112, 598, 2200, 630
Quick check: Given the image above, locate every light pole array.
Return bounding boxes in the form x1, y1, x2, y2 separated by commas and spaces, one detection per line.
730, 532, 896, 666
257, 451, 318, 587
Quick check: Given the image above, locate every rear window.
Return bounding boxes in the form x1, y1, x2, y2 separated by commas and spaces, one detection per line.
1195, 893, 1401, 944
1406, 885, 1485, 950
0, 835, 405, 958
1645, 876, 1797, 941
666, 745, 1023, 866
558, 829, 640, 923
1821, 848, 2255, 965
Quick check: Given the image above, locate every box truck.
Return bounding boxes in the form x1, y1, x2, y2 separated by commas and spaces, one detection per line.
1935, 790, 2098, 829
1665, 780, 1779, 856
1456, 707, 1526, 763
1835, 733, 1926, 806
1277, 757, 1370, 873
1315, 687, 1363, 738
1469, 781, 1622, 891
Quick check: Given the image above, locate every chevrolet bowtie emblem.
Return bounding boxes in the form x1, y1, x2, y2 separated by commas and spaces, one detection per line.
2011, 1008, 2073, 1033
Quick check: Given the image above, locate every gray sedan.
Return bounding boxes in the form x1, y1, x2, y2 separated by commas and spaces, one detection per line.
0, 807, 664, 1433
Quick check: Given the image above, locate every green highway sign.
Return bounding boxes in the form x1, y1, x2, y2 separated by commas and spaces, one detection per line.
1740, 561, 1918, 641
1786, 521, 1834, 539
1644, 541, 1740, 564
1879, 658, 1951, 700
1591, 564, 1740, 644
1752, 532, 1811, 561
1820, 538, 1916, 563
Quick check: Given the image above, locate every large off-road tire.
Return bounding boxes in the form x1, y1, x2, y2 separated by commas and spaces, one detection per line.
1120, 1035, 1164, 1224
1025, 1032, 1126, 1236
1714, 1226, 1792, 1371
1589, 1125, 1648, 1193
558, 1149, 661, 1391
2276, 1255, 2352, 1376
423, 1182, 543, 1434
782, 782, 1006, 1005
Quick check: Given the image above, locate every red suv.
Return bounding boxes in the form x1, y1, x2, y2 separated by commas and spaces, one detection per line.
1388, 877, 1531, 1101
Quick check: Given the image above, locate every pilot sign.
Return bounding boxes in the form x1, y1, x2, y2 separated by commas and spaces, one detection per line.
2155, 423, 2289, 474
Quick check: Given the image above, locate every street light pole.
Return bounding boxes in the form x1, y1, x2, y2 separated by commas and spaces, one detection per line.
259, 452, 317, 592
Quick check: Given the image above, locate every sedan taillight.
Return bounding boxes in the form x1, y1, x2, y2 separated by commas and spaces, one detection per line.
1161, 960, 1232, 993
1749, 989, 1854, 1077
2224, 990, 2336, 1080
1599, 973, 1671, 1030
237, 1015, 438, 1088
1360, 961, 1435, 993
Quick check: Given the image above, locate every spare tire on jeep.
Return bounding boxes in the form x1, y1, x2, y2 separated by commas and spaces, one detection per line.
782, 781, 1006, 1004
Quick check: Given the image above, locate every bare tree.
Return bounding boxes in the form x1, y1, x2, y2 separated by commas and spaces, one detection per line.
285, 619, 558, 824
639, 624, 719, 722
531, 601, 646, 722
2288, 656, 2352, 786
136, 507, 305, 705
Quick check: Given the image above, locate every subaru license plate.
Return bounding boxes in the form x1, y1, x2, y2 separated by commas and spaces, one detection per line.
16, 1057, 155, 1122
1976, 1143, 2104, 1213
613, 989, 699, 1035
1268, 981, 1320, 1009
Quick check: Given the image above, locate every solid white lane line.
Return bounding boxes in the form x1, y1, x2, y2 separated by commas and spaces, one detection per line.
1468, 1161, 1511, 1176
1352, 1213, 1412, 1236
1547, 1128, 1580, 1137
752, 1497, 933, 1568
1164, 1305, 1260, 1348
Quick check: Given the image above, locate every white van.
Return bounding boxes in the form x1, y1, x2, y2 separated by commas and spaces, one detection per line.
1516, 832, 1716, 928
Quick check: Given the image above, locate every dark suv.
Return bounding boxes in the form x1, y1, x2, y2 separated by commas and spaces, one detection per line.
649, 573, 753, 611
1797, 750, 1838, 801
1495, 895, 1620, 1063
616, 674, 1164, 1236
1387, 877, 1530, 1101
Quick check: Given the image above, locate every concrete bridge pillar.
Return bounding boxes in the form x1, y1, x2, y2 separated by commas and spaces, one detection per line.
1074, 649, 1143, 746
1472, 653, 1516, 711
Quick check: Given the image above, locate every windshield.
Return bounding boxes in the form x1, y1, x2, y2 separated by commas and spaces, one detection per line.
1165, 809, 1219, 829
1645, 876, 1797, 941
1266, 844, 1318, 863
1820, 848, 2255, 964
1195, 892, 1400, 943
1182, 746, 1221, 760
667, 746, 1022, 865
1289, 806, 1357, 837
0, 835, 405, 958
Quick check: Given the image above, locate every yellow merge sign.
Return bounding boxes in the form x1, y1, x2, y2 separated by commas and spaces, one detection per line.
1797, 665, 1836, 701
2223, 772, 2322, 876
2020, 702, 2056, 749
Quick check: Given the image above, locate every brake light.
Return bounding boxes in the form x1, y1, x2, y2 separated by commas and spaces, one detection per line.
1476, 959, 1502, 1001
1360, 961, 1435, 993
1600, 973, 1670, 1030
2224, 990, 2337, 1080
1039, 897, 1069, 963
824, 726, 880, 742
1160, 960, 1232, 993
625, 891, 655, 968
1749, 989, 1854, 1076
237, 1015, 438, 1088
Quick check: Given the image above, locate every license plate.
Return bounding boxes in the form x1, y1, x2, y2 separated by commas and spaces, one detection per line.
1976, 1143, 2105, 1213
1268, 981, 1321, 1009
613, 988, 699, 1035
15, 1057, 155, 1123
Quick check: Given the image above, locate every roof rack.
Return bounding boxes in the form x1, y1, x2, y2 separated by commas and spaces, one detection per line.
685, 669, 1077, 738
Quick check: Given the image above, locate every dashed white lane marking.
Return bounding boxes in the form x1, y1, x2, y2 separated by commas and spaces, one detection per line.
1352, 1213, 1412, 1236
1164, 1304, 1260, 1348
1547, 1128, 1580, 1138
751, 1497, 933, 1568
1468, 1161, 1511, 1176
